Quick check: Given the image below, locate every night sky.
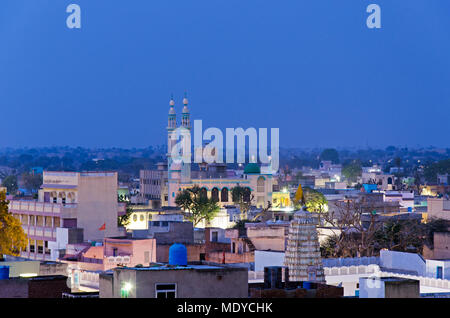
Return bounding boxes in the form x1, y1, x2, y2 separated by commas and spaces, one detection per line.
0, 0, 449, 148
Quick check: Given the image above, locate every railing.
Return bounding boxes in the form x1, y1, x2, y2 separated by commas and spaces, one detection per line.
9, 200, 77, 215
22, 225, 56, 239
324, 264, 450, 290
322, 256, 380, 268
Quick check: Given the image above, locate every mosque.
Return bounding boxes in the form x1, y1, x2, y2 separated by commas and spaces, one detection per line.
162, 96, 275, 209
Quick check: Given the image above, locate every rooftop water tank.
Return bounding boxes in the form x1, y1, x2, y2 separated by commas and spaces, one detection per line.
169, 243, 187, 266
0, 266, 10, 280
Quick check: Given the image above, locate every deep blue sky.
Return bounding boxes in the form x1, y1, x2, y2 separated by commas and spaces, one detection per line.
0, 0, 449, 149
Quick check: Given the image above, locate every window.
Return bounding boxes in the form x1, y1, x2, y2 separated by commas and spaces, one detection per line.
437, 266, 443, 279
37, 240, 44, 254
257, 176, 265, 193
133, 214, 137, 222
155, 284, 176, 299
161, 221, 168, 227
45, 241, 50, 255
211, 231, 218, 242
140, 215, 144, 222
221, 188, 229, 202
211, 188, 219, 202
30, 242, 35, 253
37, 216, 44, 227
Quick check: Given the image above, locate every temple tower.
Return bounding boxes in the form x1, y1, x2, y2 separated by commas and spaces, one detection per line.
284, 209, 325, 282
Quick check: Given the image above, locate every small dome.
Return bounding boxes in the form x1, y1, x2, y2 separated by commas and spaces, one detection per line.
169, 106, 176, 115
169, 243, 187, 266
182, 105, 189, 113
244, 163, 261, 174
183, 97, 188, 105
169, 99, 175, 106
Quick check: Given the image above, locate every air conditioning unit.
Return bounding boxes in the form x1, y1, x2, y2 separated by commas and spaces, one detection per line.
107, 256, 131, 264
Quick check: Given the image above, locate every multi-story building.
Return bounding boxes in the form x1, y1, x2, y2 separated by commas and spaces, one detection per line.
139, 163, 168, 207
9, 171, 126, 261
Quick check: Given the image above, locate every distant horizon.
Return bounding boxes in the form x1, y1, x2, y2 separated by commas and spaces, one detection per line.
0, 144, 448, 152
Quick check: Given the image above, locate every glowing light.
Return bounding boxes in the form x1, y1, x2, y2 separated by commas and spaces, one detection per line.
123, 282, 133, 292
19, 273, 38, 278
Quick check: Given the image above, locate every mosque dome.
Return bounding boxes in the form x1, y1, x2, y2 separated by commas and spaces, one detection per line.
169, 106, 176, 115
244, 163, 261, 174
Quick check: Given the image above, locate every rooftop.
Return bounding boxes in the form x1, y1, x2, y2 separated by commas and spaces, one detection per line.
117, 262, 246, 272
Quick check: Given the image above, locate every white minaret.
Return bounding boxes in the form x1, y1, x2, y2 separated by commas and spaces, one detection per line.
180, 94, 191, 184
167, 96, 180, 207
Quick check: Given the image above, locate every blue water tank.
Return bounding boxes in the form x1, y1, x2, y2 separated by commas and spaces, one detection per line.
0, 266, 10, 280
169, 243, 187, 266
303, 282, 312, 290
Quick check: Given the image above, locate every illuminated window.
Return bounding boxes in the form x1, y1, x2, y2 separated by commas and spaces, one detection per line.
155, 284, 176, 299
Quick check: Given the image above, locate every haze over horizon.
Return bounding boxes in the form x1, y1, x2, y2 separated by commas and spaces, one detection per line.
1, 0, 449, 149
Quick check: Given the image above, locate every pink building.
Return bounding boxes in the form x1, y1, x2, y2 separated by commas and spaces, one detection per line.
62, 237, 157, 291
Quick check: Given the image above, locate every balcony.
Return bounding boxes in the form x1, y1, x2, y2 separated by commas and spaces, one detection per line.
22, 225, 56, 240
9, 200, 77, 217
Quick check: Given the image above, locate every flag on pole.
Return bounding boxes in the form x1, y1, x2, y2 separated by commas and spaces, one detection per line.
99, 223, 106, 231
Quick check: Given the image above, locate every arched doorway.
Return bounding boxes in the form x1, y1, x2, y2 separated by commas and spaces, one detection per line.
200, 187, 208, 199
221, 188, 229, 202
211, 188, 219, 202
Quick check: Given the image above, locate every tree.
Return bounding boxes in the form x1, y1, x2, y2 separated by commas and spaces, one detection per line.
320, 148, 339, 164
175, 186, 220, 227
342, 160, 362, 184
0, 191, 27, 258
231, 186, 254, 220
320, 234, 339, 258
2, 175, 18, 195
374, 219, 423, 252
118, 206, 133, 227
303, 187, 328, 213
321, 198, 383, 257
293, 187, 327, 223
373, 218, 450, 254
22, 172, 43, 193
424, 159, 450, 183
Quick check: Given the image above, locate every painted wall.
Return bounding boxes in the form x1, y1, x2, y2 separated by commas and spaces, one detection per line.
380, 250, 426, 276
254, 250, 285, 272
